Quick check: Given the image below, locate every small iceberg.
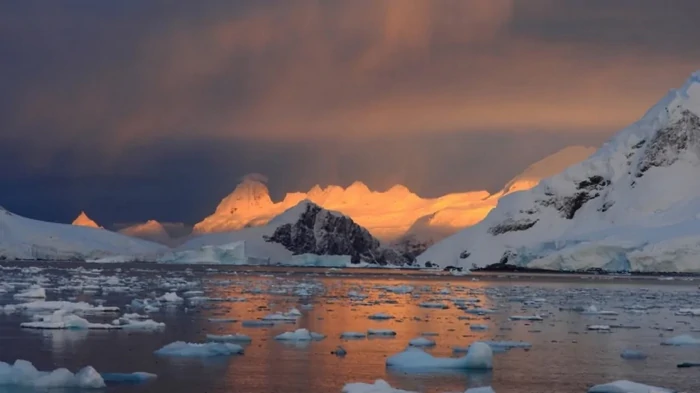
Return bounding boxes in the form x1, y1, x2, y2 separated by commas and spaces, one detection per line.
386, 342, 492, 370
408, 337, 435, 347
469, 324, 488, 331
154, 341, 244, 357
0, 359, 105, 389
587, 380, 674, 393
158, 292, 184, 303
587, 325, 611, 331
206, 334, 252, 343
111, 316, 165, 331
342, 379, 416, 393
274, 328, 325, 341
661, 334, 700, 346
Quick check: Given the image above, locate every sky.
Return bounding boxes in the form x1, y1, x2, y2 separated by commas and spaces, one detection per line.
1, 0, 699, 228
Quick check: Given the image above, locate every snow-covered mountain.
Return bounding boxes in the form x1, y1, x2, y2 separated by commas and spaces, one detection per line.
418, 71, 700, 273
194, 147, 593, 243
165, 200, 412, 266
0, 207, 166, 261
71, 211, 101, 229
118, 220, 173, 246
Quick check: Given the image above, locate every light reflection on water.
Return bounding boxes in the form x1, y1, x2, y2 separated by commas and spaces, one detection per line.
0, 268, 697, 393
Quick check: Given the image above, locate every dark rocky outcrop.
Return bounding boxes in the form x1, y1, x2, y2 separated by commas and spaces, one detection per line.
264, 202, 412, 265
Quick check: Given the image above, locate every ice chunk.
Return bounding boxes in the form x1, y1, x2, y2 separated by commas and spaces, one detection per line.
332, 346, 347, 356
367, 329, 396, 336
341, 332, 367, 339
0, 359, 106, 388
418, 302, 449, 309
206, 334, 252, 343
100, 372, 157, 384
208, 318, 237, 323
368, 313, 394, 320
154, 341, 244, 357
587, 325, 611, 331
379, 285, 413, 294
509, 315, 543, 321
408, 337, 435, 347
158, 292, 183, 303
111, 317, 165, 331
274, 328, 325, 341
661, 334, 700, 346
587, 380, 674, 393
342, 379, 416, 393
242, 320, 275, 327
21, 310, 119, 330
386, 342, 492, 370
13, 286, 46, 299
676, 308, 700, 316
470, 324, 488, 331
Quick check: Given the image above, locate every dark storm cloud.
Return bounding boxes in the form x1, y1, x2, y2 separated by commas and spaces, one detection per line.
0, 0, 698, 225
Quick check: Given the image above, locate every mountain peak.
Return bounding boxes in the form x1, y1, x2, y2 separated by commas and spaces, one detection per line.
72, 211, 101, 228
345, 181, 371, 195
213, 175, 273, 215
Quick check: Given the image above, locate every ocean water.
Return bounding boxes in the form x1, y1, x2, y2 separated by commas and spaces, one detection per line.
0, 263, 698, 393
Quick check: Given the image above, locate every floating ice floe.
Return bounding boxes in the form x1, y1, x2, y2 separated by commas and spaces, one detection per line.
368, 313, 394, 320
111, 316, 165, 331
341, 332, 366, 339
418, 302, 449, 309
661, 334, 700, 346
158, 292, 184, 303
454, 340, 531, 354
379, 285, 413, 294
0, 359, 105, 389
332, 346, 347, 356
13, 286, 46, 299
509, 315, 543, 321
408, 337, 435, 347
21, 310, 118, 330
7, 301, 119, 314
587, 380, 674, 393
367, 329, 396, 336
242, 320, 275, 327
675, 308, 700, 316
387, 342, 492, 370
587, 325, 611, 331
469, 324, 488, 331
581, 305, 619, 316
274, 328, 325, 341
154, 341, 244, 357
341, 379, 416, 393
206, 334, 252, 343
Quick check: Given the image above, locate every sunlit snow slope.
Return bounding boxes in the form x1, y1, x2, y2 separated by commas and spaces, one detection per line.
0, 207, 166, 260
419, 71, 700, 273
194, 146, 594, 243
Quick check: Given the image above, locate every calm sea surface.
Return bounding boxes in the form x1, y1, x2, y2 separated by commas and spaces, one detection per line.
0, 263, 698, 393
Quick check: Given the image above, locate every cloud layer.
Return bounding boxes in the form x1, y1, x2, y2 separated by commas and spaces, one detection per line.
0, 1, 698, 224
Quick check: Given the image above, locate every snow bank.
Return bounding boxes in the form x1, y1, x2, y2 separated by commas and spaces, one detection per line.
154, 341, 244, 357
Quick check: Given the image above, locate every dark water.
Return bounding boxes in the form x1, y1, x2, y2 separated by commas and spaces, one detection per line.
0, 264, 699, 393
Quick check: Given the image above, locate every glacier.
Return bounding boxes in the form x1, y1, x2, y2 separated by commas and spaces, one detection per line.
418, 71, 700, 273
